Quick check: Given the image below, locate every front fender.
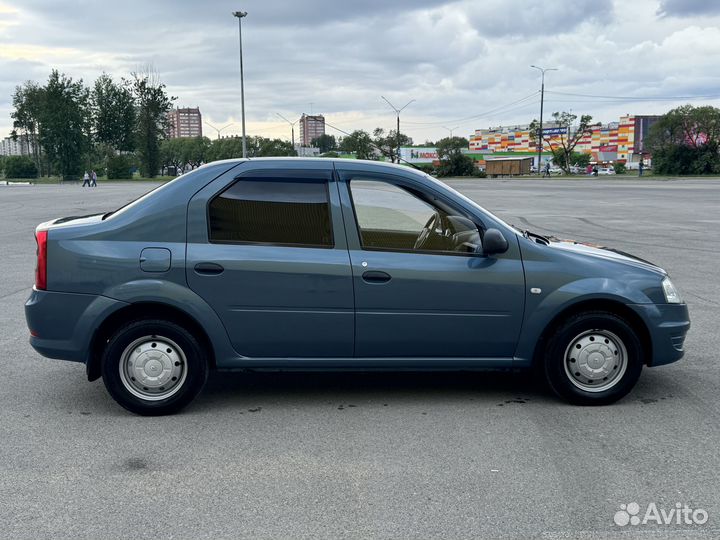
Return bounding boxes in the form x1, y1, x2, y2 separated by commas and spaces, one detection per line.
513, 277, 653, 366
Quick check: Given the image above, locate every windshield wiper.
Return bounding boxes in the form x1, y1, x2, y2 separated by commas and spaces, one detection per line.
524, 229, 550, 245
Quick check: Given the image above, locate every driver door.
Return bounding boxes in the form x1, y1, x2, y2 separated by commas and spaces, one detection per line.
337, 170, 525, 359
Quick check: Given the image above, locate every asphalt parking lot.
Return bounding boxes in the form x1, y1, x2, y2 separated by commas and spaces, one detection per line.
1, 177, 718, 539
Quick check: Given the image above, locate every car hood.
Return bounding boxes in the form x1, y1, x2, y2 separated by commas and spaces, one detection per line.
547, 237, 666, 275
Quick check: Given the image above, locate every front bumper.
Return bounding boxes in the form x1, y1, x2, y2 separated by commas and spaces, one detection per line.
629, 303, 690, 367
25, 289, 127, 363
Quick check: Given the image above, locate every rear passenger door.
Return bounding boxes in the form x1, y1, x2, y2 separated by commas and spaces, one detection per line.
186, 163, 354, 359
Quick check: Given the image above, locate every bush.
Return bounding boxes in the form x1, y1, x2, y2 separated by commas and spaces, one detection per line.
652, 142, 720, 175
413, 163, 437, 176
4, 156, 38, 178
107, 154, 133, 179
613, 162, 627, 174
473, 169, 487, 178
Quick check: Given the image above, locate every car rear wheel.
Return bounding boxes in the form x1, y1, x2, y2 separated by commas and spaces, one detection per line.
101, 319, 208, 415
544, 311, 643, 405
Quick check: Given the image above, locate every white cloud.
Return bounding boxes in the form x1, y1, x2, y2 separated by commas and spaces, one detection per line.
1, 0, 720, 144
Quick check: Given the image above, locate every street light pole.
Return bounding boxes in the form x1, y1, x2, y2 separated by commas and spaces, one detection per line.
204, 121, 234, 139
530, 65, 557, 175
233, 11, 248, 158
276, 113, 297, 148
381, 96, 415, 163
442, 125, 461, 138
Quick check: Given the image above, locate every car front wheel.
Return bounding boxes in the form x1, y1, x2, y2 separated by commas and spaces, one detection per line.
101, 319, 208, 415
544, 311, 643, 405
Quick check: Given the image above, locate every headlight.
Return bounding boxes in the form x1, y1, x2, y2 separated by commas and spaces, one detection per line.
662, 277, 682, 304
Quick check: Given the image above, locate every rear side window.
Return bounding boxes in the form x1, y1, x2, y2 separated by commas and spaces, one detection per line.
209, 178, 333, 247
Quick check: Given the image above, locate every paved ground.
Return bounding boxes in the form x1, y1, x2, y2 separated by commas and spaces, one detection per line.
0, 177, 718, 539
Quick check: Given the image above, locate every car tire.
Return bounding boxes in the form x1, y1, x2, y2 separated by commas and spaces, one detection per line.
543, 311, 643, 405
101, 319, 208, 416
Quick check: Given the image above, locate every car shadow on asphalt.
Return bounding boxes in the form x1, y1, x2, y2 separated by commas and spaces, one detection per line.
192, 369, 554, 412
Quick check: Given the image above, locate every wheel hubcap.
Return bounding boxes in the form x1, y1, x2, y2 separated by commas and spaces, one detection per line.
119, 336, 187, 401
564, 329, 627, 392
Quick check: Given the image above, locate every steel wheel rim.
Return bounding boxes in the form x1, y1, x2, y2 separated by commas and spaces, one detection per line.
119, 336, 187, 401
563, 329, 628, 393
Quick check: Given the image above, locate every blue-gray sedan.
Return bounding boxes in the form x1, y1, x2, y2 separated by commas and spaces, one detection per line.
25, 159, 690, 415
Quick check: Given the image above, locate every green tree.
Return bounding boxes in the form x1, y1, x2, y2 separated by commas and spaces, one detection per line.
339, 130, 375, 160
647, 104, 720, 175
4, 155, 38, 178
311, 134, 337, 153
435, 136, 474, 177
206, 136, 245, 161
373, 127, 412, 163
36, 70, 90, 180
129, 70, 174, 177
247, 136, 297, 157
180, 136, 211, 168
569, 151, 591, 168
530, 112, 594, 174
92, 73, 136, 152
10, 81, 45, 175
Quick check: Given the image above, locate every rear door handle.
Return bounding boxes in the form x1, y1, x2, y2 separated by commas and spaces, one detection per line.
194, 262, 224, 275
362, 270, 391, 284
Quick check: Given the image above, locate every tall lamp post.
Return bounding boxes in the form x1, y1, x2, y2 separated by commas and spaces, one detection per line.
442, 125, 461, 138
381, 96, 415, 163
205, 121, 234, 139
276, 113, 297, 148
233, 10, 248, 158
530, 65, 557, 175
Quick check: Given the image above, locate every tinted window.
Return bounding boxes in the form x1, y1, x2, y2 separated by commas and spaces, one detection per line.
349, 179, 481, 254
209, 178, 333, 247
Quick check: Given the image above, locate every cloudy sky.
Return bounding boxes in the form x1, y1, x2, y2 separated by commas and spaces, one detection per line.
2, 0, 720, 143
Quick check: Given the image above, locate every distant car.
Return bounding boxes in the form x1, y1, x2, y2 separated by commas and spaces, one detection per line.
598, 167, 616, 175
25, 158, 689, 415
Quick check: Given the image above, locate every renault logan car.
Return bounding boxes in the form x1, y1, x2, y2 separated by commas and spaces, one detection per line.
25, 159, 690, 415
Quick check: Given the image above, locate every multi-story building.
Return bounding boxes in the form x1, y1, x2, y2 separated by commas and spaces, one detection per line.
167, 107, 203, 138
468, 115, 661, 164
299, 114, 325, 146
0, 136, 35, 156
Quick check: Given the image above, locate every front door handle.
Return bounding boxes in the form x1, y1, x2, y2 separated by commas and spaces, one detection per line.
194, 262, 224, 275
362, 270, 391, 284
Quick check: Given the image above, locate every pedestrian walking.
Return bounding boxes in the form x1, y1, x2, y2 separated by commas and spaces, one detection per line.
543, 162, 551, 178
592, 165, 598, 177
81, 171, 90, 187
638, 158, 644, 177
91, 170, 97, 187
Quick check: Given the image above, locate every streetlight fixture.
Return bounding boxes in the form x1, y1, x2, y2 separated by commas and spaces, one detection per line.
276, 113, 298, 148
205, 121, 234, 139
530, 65, 557, 175
442, 125, 461, 138
381, 95, 415, 163
233, 10, 248, 158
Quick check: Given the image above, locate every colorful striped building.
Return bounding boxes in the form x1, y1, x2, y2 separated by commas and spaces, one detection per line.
468, 115, 660, 165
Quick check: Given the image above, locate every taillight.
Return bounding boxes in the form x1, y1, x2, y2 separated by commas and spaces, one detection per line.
35, 230, 47, 290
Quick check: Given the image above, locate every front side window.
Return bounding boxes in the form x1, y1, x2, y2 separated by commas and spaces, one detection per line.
209, 178, 333, 247
349, 178, 481, 254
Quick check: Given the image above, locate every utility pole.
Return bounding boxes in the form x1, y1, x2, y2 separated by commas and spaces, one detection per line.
381, 96, 415, 163
204, 121, 234, 139
233, 11, 248, 158
276, 113, 297, 148
530, 65, 557, 175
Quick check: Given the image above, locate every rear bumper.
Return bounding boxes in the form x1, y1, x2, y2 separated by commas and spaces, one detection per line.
25, 289, 127, 363
629, 303, 690, 367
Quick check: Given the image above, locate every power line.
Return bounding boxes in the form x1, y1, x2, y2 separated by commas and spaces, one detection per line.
544, 90, 720, 101
403, 91, 540, 126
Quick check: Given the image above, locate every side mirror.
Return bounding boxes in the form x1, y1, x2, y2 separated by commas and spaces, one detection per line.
482, 228, 508, 255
